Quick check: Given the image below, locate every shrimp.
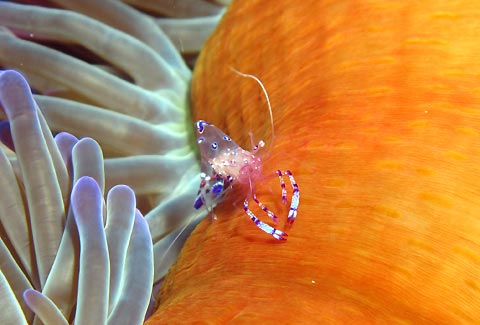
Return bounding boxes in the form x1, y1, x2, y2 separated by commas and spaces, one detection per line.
193, 69, 300, 241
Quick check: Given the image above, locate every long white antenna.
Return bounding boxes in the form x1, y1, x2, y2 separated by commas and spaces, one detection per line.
229, 66, 275, 150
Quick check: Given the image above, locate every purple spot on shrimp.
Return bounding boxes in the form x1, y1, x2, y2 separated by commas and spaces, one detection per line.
211, 182, 224, 196
196, 120, 209, 133
194, 196, 203, 209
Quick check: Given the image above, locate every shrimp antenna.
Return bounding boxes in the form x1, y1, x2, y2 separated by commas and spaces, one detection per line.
229, 66, 275, 151
155, 208, 204, 277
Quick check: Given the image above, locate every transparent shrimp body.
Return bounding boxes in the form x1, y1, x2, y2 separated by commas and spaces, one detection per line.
193, 120, 300, 241
209, 144, 262, 186
194, 120, 261, 209
193, 67, 299, 241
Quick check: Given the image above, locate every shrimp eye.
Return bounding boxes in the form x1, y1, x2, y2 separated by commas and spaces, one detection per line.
211, 142, 218, 150
223, 135, 231, 141
198, 136, 205, 143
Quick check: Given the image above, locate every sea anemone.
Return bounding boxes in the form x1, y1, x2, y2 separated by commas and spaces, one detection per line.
0, 0, 228, 323
151, 0, 480, 323
1, 69, 153, 323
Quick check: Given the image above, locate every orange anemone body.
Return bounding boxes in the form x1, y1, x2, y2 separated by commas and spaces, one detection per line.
147, 0, 480, 323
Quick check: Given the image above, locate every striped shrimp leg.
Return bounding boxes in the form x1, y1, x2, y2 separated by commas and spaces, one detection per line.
277, 170, 300, 225
243, 200, 288, 241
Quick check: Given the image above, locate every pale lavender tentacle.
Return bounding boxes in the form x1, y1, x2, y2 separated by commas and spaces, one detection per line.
104, 185, 136, 313
0, 271, 28, 324
36, 96, 185, 155
146, 180, 199, 243
152, 214, 202, 283
0, 2, 184, 93
43, 134, 105, 319
71, 176, 109, 325
122, 0, 225, 18
107, 210, 153, 325
23, 289, 68, 325
50, 0, 190, 80
71, 138, 105, 195
41, 208, 78, 320
0, 238, 33, 320
0, 31, 179, 123
0, 70, 64, 288
37, 109, 70, 209
0, 148, 36, 287
104, 154, 195, 195
54, 132, 78, 179
156, 15, 223, 53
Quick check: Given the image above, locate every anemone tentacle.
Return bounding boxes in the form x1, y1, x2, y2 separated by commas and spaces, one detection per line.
0, 0, 229, 323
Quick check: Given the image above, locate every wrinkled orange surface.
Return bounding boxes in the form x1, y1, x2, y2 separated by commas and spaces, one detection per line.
147, 0, 480, 323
